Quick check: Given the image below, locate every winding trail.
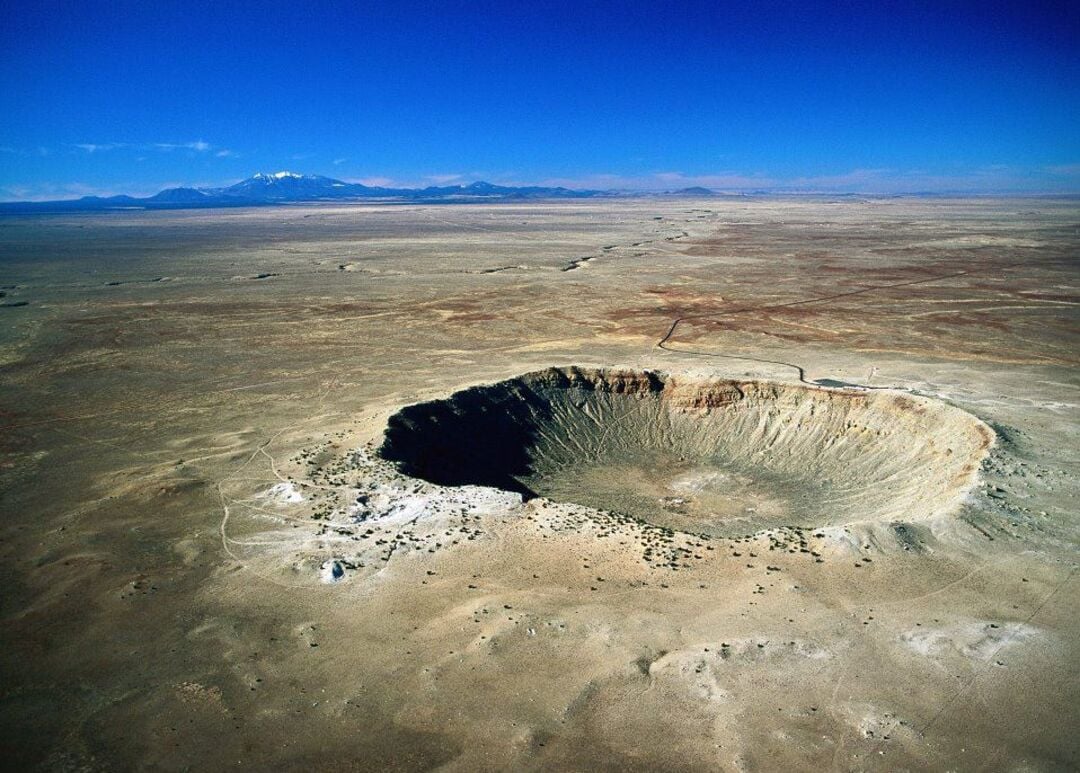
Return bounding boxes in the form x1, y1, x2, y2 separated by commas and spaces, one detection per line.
655, 264, 1025, 388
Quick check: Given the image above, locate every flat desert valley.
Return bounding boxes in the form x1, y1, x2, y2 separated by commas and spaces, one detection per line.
0, 197, 1077, 771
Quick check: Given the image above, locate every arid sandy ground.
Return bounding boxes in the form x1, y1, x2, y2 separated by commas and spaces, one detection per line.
1, 198, 1077, 771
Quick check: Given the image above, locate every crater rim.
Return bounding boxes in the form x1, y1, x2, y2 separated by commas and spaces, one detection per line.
376, 366, 994, 535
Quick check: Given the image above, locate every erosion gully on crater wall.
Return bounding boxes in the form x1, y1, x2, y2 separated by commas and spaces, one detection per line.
378, 367, 995, 537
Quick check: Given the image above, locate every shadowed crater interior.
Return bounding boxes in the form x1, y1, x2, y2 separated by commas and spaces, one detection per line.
378, 367, 993, 535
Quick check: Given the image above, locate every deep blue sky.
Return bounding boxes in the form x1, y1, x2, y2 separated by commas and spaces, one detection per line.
1, 0, 1078, 198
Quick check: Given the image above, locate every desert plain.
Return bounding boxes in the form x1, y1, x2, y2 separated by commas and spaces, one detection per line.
0, 196, 1077, 771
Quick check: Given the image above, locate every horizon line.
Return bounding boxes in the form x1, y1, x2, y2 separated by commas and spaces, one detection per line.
2, 169, 1080, 204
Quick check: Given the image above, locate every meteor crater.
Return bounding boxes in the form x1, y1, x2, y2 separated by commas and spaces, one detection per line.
379, 367, 993, 536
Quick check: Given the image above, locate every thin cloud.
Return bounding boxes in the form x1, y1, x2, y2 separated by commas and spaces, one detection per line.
154, 140, 212, 152
530, 171, 774, 190
425, 173, 464, 184
72, 142, 128, 153
526, 166, 1077, 193
651, 171, 776, 189
781, 166, 1057, 193
349, 176, 395, 187
68, 140, 232, 157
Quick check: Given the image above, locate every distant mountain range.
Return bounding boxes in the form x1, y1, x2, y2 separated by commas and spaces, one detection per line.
2, 176, 1062, 212
0, 171, 612, 212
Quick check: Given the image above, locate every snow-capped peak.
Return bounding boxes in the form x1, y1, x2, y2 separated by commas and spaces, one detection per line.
251, 171, 304, 181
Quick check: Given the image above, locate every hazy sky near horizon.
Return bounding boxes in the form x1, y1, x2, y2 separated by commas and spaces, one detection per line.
1, 0, 1078, 199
